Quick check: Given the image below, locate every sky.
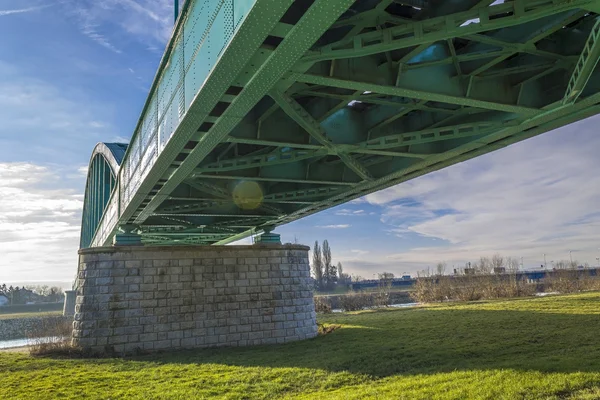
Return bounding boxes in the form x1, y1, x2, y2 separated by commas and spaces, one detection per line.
0, 0, 599, 287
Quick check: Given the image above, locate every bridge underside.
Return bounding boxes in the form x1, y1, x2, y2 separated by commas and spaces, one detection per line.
95, 0, 600, 246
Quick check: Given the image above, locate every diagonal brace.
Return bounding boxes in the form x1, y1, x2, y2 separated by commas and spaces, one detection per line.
270, 90, 374, 181
564, 18, 600, 104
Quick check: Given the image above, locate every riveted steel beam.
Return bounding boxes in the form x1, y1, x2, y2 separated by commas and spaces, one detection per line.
364, 121, 507, 150
167, 196, 313, 205
191, 174, 356, 186
133, 0, 357, 226
197, 148, 328, 173
153, 212, 275, 218
87, 0, 600, 249
564, 18, 600, 104
463, 34, 571, 62
295, 74, 541, 116
478, 62, 557, 79
118, 0, 296, 232
267, 94, 600, 230
298, 90, 459, 114
270, 90, 374, 181
264, 186, 341, 202
302, 0, 593, 63
157, 200, 227, 214
186, 179, 283, 218
402, 49, 510, 71
466, 10, 587, 77
225, 137, 428, 159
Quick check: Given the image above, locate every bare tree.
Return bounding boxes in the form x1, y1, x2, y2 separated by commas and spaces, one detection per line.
436, 262, 447, 276
491, 254, 504, 270
417, 267, 431, 278
506, 257, 520, 273
478, 256, 492, 274
312, 241, 323, 290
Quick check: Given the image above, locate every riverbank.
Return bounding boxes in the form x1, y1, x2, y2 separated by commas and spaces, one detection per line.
0, 315, 69, 341
3, 292, 600, 399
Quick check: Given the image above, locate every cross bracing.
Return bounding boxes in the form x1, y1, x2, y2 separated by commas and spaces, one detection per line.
81, 0, 600, 248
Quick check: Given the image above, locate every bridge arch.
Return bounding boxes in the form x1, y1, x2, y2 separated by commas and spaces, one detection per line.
80, 143, 128, 249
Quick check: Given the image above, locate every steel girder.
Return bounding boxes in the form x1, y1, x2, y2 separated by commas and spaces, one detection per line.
83, 0, 600, 247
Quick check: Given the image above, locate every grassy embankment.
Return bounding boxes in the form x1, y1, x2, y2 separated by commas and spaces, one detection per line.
0, 312, 62, 320
3, 293, 600, 399
0, 303, 63, 320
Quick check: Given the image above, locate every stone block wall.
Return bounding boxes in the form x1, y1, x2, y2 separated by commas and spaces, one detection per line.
0, 316, 69, 341
72, 244, 316, 355
63, 290, 76, 317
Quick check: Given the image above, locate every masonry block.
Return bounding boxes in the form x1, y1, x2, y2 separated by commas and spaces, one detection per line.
72, 244, 316, 355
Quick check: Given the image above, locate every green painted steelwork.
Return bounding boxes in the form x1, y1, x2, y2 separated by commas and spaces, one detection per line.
80, 143, 127, 248
81, 0, 600, 248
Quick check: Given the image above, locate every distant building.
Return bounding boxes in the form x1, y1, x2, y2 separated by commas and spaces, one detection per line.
0, 294, 9, 307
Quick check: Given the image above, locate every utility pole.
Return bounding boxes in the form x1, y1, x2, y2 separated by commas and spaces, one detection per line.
543, 253, 547, 269
569, 250, 573, 264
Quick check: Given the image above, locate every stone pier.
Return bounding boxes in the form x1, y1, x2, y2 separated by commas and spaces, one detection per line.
63, 290, 76, 317
72, 244, 316, 355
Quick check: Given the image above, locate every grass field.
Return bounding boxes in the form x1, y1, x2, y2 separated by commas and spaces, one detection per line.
0, 302, 63, 318
3, 293, 600, 399
0, 311, 62, 320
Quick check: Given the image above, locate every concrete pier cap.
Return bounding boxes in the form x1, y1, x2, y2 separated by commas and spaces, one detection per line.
72, 244, 316, 355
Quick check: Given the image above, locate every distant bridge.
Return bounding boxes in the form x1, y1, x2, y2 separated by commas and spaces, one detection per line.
81, 0, 600, 248
350, 267, 600, 290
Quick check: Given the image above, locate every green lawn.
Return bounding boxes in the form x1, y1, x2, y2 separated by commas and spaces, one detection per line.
3, 293, 600, 399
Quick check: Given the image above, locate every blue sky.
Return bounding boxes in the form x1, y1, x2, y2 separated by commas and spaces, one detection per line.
1, 0, 599, 285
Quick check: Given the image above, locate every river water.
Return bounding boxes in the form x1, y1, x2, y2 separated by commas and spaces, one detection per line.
0, 336, 64, 350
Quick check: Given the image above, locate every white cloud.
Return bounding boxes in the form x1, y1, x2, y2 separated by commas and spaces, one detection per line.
0, 61, 113, 164
335, 209, 365, 216
77, 166, 89, 176
64, 0, 173, 51
0, 163, 83, 283
0, 5, 48, 17
316, 224, 351, 229
110, 136, 130, 144
365, 116, 600, 270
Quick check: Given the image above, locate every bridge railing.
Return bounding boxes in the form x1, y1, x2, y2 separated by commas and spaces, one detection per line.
91, 0, 257, 246
91, 191, 119, 247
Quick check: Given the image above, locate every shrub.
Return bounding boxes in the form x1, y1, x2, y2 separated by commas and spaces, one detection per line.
373, 284, 391, 308
411, 274, 537, 304
339, 292, 373, 312
544, 269, 600, 293
26, 317, 76, 357
314, 296, 332, 314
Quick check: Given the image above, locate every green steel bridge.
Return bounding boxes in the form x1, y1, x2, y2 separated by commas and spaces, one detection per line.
81, 0, 600, 248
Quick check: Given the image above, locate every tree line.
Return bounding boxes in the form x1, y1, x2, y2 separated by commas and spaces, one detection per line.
0, 284, 64, 305
311, 240, 350, 291
419, 254, 592, 278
